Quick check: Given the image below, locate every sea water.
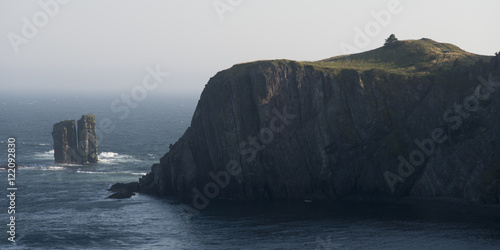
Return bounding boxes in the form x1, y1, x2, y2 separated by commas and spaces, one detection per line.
0, 93, 499, 249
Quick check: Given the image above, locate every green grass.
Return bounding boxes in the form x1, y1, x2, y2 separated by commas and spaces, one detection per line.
312, 38, 491, 75
217, 38, 493, 92
226, 38, 492, 78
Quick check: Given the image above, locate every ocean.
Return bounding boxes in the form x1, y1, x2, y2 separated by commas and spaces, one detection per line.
0, 93, 499, 249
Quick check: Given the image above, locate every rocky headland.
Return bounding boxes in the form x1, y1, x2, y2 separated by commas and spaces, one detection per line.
112, 39, 500, 207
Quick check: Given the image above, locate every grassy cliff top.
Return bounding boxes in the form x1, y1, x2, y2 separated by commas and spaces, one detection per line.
310, 38, 491, 75
231, 38, 492, 76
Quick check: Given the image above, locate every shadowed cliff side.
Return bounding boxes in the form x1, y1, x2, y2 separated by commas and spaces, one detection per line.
134, 39, 500, 206
52, 120, 78, 164
77, 114, 98, 164
52, 114, 98, 164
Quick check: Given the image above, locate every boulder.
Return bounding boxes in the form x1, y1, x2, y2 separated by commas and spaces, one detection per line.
107, 182, 139, 199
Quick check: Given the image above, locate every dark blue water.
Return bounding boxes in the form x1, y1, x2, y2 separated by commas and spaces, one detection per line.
0, 93, 499, 249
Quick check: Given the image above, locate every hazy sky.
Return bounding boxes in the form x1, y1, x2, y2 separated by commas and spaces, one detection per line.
1, 0, 499, 95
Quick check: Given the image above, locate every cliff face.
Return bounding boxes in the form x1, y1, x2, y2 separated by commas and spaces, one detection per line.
138, 41, 500, 206
52, 120, 78, 163
77, 114, 98, 164
52, 114, 98, 164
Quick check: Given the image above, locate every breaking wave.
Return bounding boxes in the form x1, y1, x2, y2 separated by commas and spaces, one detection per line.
18, 165, 65, 171
34, 150, 55, 159
30, 150, 143, 167
98, 152, 140, 164
76, 170, 147, 176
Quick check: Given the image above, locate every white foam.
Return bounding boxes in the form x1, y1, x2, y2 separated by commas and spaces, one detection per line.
59, 163, 83, 167
33, 150, 140, 164
45, 166, 65, 171
19, 165, 65, 171
98, 151, 139, 164
76, 170, 105, 174
99, 152, 119, 158
76, 170, 146, 176
34, 150, 55, 159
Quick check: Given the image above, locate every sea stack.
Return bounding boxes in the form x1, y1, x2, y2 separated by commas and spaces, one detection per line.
77, 114, 98, 163
52, 114, 98, 164
52, 120, 78, 163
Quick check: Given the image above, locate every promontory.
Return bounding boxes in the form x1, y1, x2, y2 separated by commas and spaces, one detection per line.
119, 39, 500, 207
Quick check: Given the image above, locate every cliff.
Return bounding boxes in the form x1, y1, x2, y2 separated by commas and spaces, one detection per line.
77, 114, 98, 164
136, 39, 500, 207
52, 120, 78, 163
52, 114, 98, 164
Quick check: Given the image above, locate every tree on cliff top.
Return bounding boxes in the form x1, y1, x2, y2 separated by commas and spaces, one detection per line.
384, 34, 398, 47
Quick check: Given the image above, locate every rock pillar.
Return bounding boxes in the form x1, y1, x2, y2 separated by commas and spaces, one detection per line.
52, 114, 98, 164
77, 114, 98, 163
51, 120, 78, 163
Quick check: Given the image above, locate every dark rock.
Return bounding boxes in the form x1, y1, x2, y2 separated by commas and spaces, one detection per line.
52, 114, 98, 164
52, 120, 77, 163
135, 42, 500, 205
107, 182, 139, 199
109, 182, 139, 193
77, 114, 98, 164
137, 171, 158, 195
